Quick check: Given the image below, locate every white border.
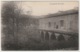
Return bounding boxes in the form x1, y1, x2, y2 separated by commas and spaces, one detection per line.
1, 0, 79, 1
0, 0, 79, 52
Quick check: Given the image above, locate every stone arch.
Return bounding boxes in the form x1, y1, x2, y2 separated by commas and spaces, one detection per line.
68, 35, 78, 41
45, 32, 49, 40
63, 34, 70, 41
57, 34, 65, 41
51, 32, 56, 40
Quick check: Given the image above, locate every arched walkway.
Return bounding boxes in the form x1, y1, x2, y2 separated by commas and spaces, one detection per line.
41, 31, 44, 39
51, 33, 56, 40
45, 32, 49, 40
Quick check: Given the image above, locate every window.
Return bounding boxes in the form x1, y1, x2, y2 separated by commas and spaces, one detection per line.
48, 22, 51, 27
54, 22, 58, 29
69, 21, 72, 30
60, 20, 64, 27
56, 25, 58, 29
54, 22, 56, 28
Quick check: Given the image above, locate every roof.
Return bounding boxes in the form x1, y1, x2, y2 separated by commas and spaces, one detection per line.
42, 9, 78, 18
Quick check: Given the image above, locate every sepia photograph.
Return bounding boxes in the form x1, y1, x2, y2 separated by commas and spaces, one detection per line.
1, 1, 79, 50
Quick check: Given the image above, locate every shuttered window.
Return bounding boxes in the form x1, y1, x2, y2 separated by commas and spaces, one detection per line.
60, 20, 64, 27
48, 22, 51, 27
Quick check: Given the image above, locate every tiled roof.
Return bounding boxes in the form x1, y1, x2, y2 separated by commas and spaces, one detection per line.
45, 9, 78, 18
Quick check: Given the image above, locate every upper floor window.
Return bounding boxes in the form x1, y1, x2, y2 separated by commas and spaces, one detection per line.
54, 22, 58, 29
48, 22, 51, 27
56, 25, 58, 29
54, 22, 56, 28
60, 20, 64, 27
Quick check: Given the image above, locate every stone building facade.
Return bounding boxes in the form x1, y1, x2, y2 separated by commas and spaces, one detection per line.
39, 9, 78, 41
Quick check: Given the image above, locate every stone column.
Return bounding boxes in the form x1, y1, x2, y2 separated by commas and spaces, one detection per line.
40, 31, 44, 41
55, 33, 60, 40
40, 31, 42, 35
43, 31, 46, 41
48, 32, 52, 41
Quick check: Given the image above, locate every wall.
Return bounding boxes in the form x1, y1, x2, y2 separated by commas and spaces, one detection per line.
39, 13, 78, 33
69, 14, 78, 33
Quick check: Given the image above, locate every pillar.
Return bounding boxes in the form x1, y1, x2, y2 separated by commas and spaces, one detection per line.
45, 32, 49, 40
43, 31, 46, 41
40, 31, 44, 41
55, 33, 60, 40
48, 32, 52, 41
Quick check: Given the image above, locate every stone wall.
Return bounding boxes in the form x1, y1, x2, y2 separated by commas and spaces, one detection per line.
39, 13, 78, 33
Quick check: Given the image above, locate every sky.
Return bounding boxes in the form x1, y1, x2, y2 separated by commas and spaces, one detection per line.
17, 1, 78, 16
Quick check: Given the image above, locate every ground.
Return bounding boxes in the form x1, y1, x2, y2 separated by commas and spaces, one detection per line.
2, 26, 78, 50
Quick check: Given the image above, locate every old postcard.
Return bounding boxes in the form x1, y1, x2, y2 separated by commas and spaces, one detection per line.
1, 0, 79, 51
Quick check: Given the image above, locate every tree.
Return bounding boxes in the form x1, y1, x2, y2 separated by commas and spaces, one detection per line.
2, 2, 21, 50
